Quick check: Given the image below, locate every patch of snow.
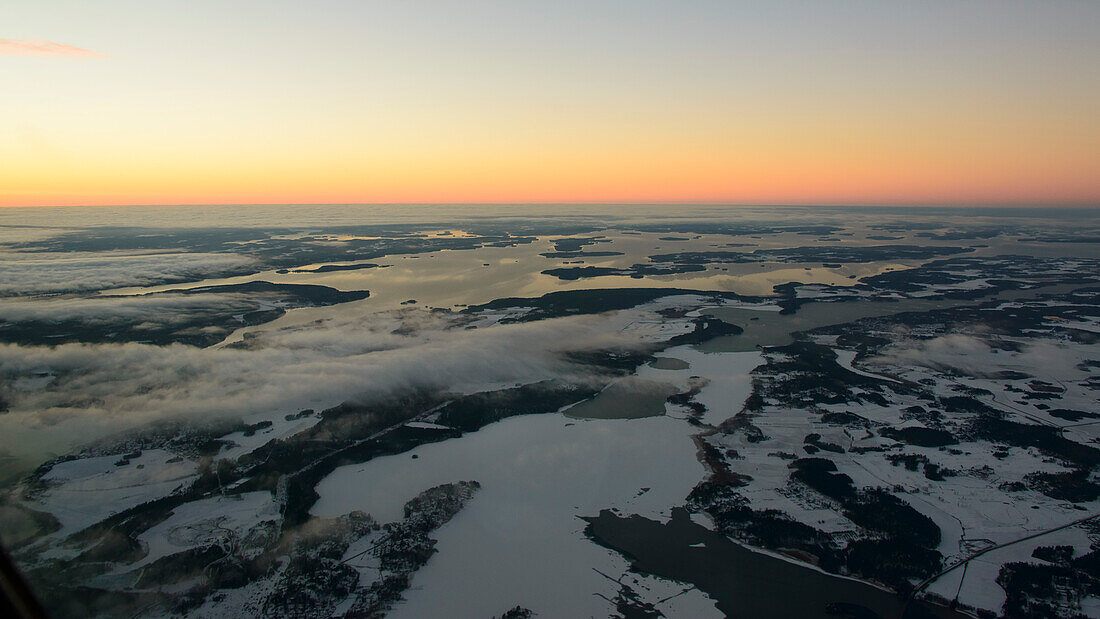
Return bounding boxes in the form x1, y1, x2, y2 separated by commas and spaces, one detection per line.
404, 421, 452, 430
129, 491, 278, 569
30, 450, 198, 537
833, 349, 900, 384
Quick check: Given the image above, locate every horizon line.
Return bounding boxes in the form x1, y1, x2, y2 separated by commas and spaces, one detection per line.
2, 201, 1099, 210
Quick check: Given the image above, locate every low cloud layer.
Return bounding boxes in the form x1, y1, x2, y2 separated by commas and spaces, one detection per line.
0, 293, 258, 325
0, 38, 106, 57
0, 310, 646, 464
870, 333, 1077, 380
0, 251, 256, 295
871, 334, 994, 374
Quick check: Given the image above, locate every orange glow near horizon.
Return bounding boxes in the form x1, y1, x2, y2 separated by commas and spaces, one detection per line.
5, 123, 1097, 207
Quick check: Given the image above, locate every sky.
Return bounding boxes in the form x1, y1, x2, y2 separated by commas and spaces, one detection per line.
1, 1, 1098, 207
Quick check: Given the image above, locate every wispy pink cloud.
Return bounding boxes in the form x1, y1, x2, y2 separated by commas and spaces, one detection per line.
0, 38, 107, 58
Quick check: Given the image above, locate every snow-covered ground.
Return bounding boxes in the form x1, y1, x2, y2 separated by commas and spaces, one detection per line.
313, 413, 722, 617
31, 449, 198, 538
640, 346, 763, 426
128, 491, 279, 570
5, 226, 1098, 617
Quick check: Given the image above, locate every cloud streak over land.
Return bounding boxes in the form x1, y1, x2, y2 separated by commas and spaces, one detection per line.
0, 311, 645, 463
0, 38, 106, 58
0, 252, 256, 295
